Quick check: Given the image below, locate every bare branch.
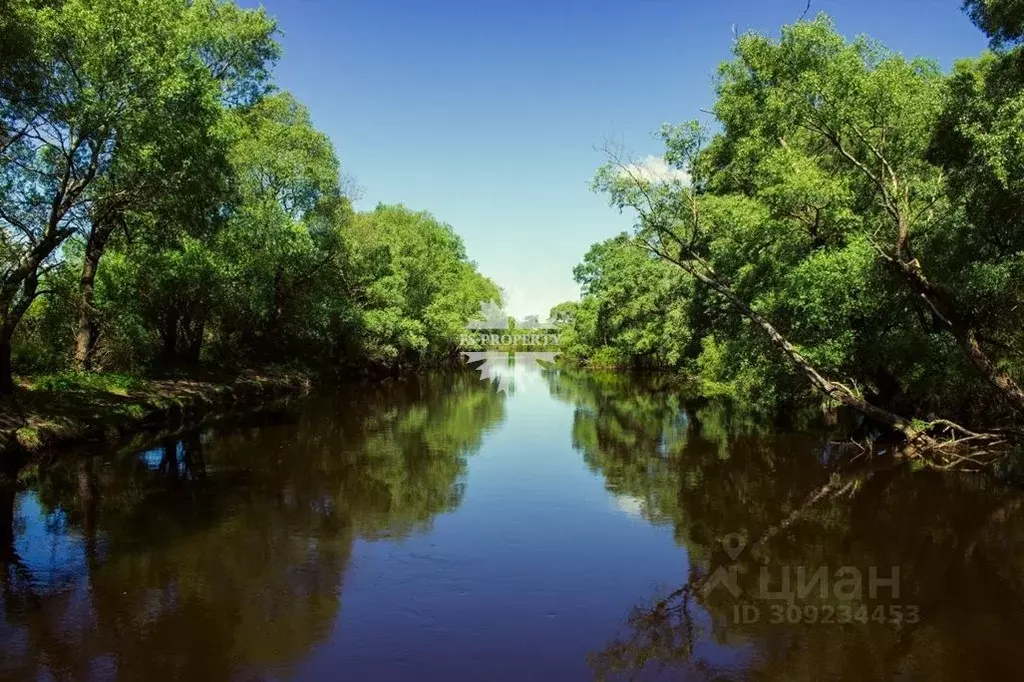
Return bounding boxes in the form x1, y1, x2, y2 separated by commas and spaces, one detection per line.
799, 0, 812, 22
0, 207, 36, 244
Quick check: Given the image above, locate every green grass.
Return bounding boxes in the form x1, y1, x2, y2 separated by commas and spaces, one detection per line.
27, 371, 147, 395
15, 425, 41, 449
115, 404, 147, 419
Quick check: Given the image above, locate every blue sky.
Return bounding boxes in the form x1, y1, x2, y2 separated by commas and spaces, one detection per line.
240, 0, 988, 318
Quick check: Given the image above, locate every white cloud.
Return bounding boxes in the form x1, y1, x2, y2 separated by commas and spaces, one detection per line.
620, 155, 690, 186
613, 494, 646, 519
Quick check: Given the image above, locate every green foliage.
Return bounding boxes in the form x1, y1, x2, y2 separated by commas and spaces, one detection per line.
344, 204, 501, 366
29, 371, 144, 395
548, 301, 578, 328
2, 1, 497, 381
963, 0, 1024, 46
579, 10, 1024, 423
11, 262, 77, 372
557, 234, 692, 369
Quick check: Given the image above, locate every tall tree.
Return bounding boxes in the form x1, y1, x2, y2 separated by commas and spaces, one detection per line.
206, 92, 349, 363
592, 14, 1024, 453
71, 0, 279, 370
344, 205, 500, 366
0, 0, 272, 391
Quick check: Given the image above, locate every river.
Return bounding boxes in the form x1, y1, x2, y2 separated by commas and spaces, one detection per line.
2, 359, 1023, 680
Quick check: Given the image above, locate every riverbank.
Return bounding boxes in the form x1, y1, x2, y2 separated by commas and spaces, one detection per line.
0, 367, 315, 467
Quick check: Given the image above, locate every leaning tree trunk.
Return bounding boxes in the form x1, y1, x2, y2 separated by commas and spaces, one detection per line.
888, 255, 1024, 415
73, 218, 116, 371
809, 121, 1024, 416
670, 255, 928, 445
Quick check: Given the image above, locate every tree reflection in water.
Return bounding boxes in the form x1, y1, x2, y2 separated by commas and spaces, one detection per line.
545, 368, 1024, 681
0, 372, 505, 681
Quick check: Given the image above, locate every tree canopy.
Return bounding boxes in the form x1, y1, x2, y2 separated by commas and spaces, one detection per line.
1, 0, 499, 387
559, 4, 1024, 454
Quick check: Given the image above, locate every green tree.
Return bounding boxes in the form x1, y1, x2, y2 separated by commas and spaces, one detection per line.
344, 204, 500, 366
202, 92, 350, 364
592, 13, 1024, 454
564, 234, 692, 369
70, 0, 279, 370
963, 0, 1024, 46
0, 0, 275, 391
547, 301, 578, 328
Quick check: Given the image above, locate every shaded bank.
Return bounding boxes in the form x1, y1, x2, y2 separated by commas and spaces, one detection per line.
0, 368, 314, 469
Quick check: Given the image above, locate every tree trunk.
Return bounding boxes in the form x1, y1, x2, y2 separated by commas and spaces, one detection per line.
813, 124, 1024, 416
670, 254, 927, 444
160, 309, 179, 365
182, 316, 204, 364
0, 268, 39, 396
73, 221, 115, 371
0, 334, 13, 397
0, 136, 104, 363
888, 256, 1024, 414
267, 265, 286, 354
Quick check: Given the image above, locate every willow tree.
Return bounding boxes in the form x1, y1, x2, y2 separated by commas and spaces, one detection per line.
705, 15, 1024, 415
561, 234, 692, 369
203, 92, 351, 363
595, 15, 1024, 455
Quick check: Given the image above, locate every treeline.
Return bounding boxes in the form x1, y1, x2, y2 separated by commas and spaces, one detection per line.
0, 0, 498, 393
555, 1, 1024, 439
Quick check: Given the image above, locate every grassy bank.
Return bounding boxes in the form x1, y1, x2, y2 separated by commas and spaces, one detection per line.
0, 367, 314, 465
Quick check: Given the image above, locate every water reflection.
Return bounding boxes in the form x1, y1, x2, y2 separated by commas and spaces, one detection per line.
4, 366, 1024, 680
546, 369, 1024, 681
0, 372, 505, 681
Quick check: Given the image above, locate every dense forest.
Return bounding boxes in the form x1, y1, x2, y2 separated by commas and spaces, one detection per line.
554, 0, 1024, 454
0, 0, 499, 394
5, 0, 1024, 462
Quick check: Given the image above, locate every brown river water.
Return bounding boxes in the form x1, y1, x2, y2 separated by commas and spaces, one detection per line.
2, 360, 1024, 680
